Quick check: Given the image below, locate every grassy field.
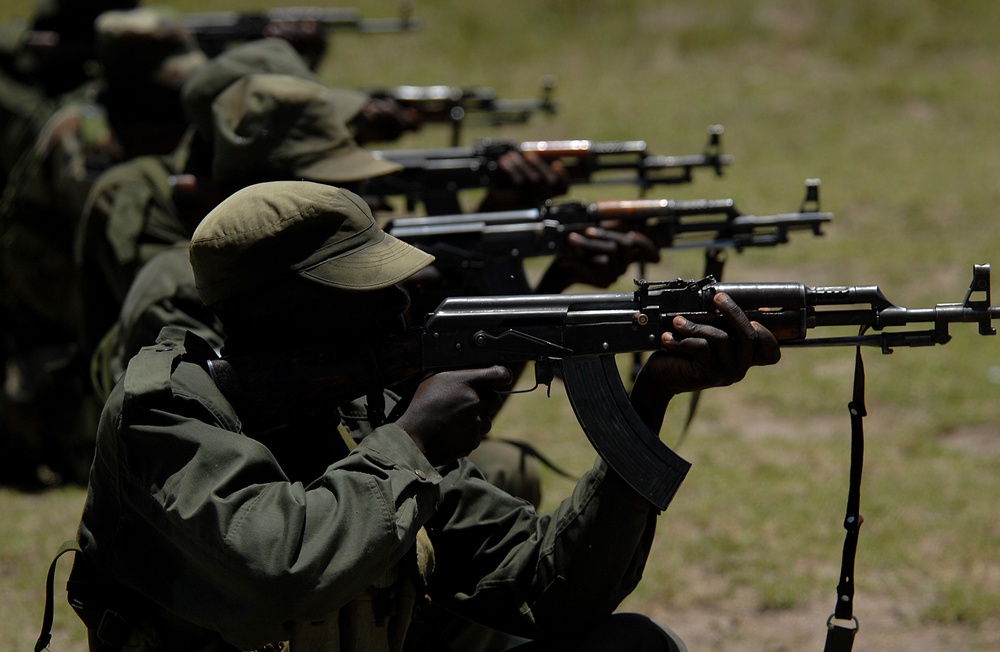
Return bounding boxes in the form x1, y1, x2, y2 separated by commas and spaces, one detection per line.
3, 1, 1000, 650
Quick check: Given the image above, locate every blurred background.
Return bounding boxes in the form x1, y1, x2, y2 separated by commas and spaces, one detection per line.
2, 1, 998, 650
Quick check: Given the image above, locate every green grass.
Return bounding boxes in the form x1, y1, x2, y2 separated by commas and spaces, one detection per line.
3, 0, 1000, 650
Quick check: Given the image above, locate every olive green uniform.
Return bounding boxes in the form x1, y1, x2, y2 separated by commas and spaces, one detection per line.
74, 147, 191, 358
91, 242, 223, 401
78, 327, 665, 650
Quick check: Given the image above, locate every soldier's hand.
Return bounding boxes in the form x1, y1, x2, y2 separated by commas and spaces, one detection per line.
352, 98, 422, 145
396, 366, 512, 466
629, 292, 780, 431
537, 226, 660, 292
477, 151, 570, 211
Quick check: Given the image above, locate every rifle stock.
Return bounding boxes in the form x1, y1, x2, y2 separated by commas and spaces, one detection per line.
208, 265, 998, 510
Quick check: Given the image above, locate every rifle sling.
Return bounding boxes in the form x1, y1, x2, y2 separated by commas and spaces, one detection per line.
824, 335, 867, 651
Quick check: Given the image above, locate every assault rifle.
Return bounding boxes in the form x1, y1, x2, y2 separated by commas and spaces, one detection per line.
208, 264, 998, 511
384, 179, 830, 301
365, 78, 558, 146
184, 4, 421, 69
367, 125, 733, 212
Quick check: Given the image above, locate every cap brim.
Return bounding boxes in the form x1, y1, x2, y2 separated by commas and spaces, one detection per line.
297, 231, 434, 291
296, 146, 402, 183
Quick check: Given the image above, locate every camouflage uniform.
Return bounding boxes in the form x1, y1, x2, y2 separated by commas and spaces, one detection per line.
0, 0, 139, 185
0, 6, 204, 486
0, 79, 117, 485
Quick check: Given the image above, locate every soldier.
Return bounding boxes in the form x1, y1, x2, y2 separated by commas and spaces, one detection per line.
82, 68, 554, 513
66, 180, 779, 651
78, 37, 655, 516
0, 0, 139, 184
0, 5, 205, 488
74, 33, 577, 381
73, 66, 398, 373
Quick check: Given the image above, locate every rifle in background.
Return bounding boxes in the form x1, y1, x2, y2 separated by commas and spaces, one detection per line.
385, 179, 830, 299
365, 77, 558, 146
184, 4, 421, 69
368, 125, 734, 212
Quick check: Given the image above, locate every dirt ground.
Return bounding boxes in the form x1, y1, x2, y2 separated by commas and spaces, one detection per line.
639, 593, 1000, 652
619, 418, 1000, 652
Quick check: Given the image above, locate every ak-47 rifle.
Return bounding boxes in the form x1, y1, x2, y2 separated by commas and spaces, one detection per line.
384, 179, 830, 304
365, 78, 558, 146
183, 4, 421, 69
208, 264, 998, 511
367, 125, 733, 213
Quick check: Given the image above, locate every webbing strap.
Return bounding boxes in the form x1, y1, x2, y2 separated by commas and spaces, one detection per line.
35, 540, 81, 652
824, 340, 867, 651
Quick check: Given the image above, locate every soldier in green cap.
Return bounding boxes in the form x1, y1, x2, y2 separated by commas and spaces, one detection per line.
64, 180, 780, 651
77, 37, 655, 520
73, 32, 587, 393
82, 68, 555, 513
74, 65, 399, 373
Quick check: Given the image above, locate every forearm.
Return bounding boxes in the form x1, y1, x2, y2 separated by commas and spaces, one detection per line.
524, 458, 658, 630
427, 457, 657, 637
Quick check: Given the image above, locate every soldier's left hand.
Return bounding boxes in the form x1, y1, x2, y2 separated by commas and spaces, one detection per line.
627, 291, 779, 432
642, 291, 781, 394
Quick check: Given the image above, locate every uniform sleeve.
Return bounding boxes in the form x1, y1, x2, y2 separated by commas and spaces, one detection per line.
424, 454, 659, 638
75, 158, 188, 355
84, 357, 445, 650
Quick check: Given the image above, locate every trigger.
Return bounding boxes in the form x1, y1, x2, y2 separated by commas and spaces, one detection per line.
535, 360, 555, 397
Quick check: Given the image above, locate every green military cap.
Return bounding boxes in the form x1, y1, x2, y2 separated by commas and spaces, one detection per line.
181, 38, 369, 143
210, 73, 399, 185
190, 181, 433, 305
94, 7, 206, 91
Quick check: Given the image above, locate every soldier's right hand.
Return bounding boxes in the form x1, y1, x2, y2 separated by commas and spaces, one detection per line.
395, 366, 512, 466
477, 151, 570, 212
